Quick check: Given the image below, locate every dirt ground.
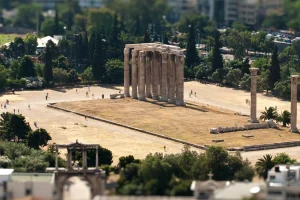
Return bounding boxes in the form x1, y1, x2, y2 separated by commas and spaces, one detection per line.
54, 98, 300, 148
1, 82, 300, 165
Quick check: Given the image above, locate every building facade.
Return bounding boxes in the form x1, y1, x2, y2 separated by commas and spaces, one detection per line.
167, 0, 199, 22
31, 0, 102, 10
199, 0, 284, 26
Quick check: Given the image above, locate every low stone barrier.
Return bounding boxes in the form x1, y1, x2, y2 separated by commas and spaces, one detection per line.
210, 120, 275, 134
242, 141, 300, 151
47, 103, 207, 150
110, 93, 125, 99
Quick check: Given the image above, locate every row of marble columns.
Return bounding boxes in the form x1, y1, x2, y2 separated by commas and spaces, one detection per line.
55, 147, 99, 170
249, 68, 299, 132
124, 48, 185, 106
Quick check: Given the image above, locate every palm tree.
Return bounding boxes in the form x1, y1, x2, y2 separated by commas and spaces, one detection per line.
255, 154, 274, 180
259, 106, 278, 121
276, 110, 291, 127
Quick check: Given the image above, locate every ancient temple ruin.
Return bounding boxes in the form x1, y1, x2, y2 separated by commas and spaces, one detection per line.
47, 140, 106, 200
124, 43, 185, 106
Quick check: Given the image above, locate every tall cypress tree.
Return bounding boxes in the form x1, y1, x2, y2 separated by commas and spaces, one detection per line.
109, 13, 121, 59
212, 30, 223, 72
185, 23, 199, 68
163, 32, 169, 44
268, 46, 281, 90
143, 30, 151, 43
44, 41, 53, 84
134, 16, 141, 36
54, 4, 59, 35
92, 33, 105, 82
89, 31, 96, 62
82, 31, 89, 61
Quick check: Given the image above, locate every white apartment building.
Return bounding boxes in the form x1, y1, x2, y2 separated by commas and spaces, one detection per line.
32, 0, 102, 9
266, 165, 300, 200
200, 0, 283, 26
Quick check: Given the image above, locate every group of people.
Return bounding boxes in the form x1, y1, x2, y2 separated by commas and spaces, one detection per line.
189, 90, 197, 98
1, 99, 10, 109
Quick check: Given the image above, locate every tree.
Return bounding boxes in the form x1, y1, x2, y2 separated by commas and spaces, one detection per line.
226, 68, 242, 87
41, 18, 65, 36
143, 30, 151, 43
232, 21, 247, 31
43, 41, 54, 85
89, 31, 96, 62
19, 56, 36, 78
92, 34, 106, 81
0, 65, 8, 91
118, 155, 140, 168
163, 33, 169, 45
212, 31, 223, 74
9, 37, 25, 59
292, 40, 300, 68
105, 59, 124, 84
14, 3, 42, 29
82, 32, 89, 61
27, 128, 52, 150
259, 107, 278, 121
81, 66, 94, 82
53, 68, 68, 84
108, 13, 122, 59
273, 153, 296, 165
276, 110, 291, 127
54, 5, 60, 35
268, 46, 281, 91
185, 23, 199, 68
255, 154, 274, 180
0, 112, 31, 142
58, 38, 72, 58
24, 33, 38, 55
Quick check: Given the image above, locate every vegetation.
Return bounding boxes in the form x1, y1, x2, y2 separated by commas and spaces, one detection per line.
255, 153, 296, 180
117, 146, 255, 195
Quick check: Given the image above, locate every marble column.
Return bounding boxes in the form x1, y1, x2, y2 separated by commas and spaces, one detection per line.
55, 146, 58, 170
161, 52, 168, 101
138, 51, 146, 101
124, 48, 130, 97
152, 51, 159, 100
146, 52, 152, 98
131, 50, 138, 99
176, 55, 185, 106
167, 54, 175, 103
158, 53, 162, 97
95, 146, 99, 169
249, 68, 259, 123
82, 150, 87, 169
290, 75, 299, 132
67, 150, 72, 170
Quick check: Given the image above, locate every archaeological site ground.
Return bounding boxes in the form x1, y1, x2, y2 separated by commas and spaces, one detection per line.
54, 98, 300, 149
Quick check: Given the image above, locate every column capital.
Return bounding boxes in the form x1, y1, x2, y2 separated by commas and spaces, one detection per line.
250, 68, 259, 76
124, 48, 130, 55
291, 75, 299, 84
139, 51, 146, 57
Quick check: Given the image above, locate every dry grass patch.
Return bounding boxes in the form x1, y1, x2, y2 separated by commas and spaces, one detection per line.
54, 98, 300, 148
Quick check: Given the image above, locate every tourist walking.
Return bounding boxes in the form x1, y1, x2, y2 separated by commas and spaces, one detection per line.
28, 104, 30, 110
92, 94, 94, 99
13, 109, 15, 114
195, 92, 197, 97
86, 91, 88, 97
4, 104, 6, 109
18, 109, 19, 113
1, 104, 2, 109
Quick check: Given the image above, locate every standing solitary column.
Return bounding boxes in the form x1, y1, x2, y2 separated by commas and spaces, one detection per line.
176, 55, 185, 106
290, 75, 299, 132
131, 50, 138, 99
146, 52, 152, 98
138, 51, 146, 101
161, 52, 168, 101
152, 51, 159, 100
249, 68, 259, 123
95, 146, 99, 169
124, 48, 130, 97
55, 146, 58, 170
